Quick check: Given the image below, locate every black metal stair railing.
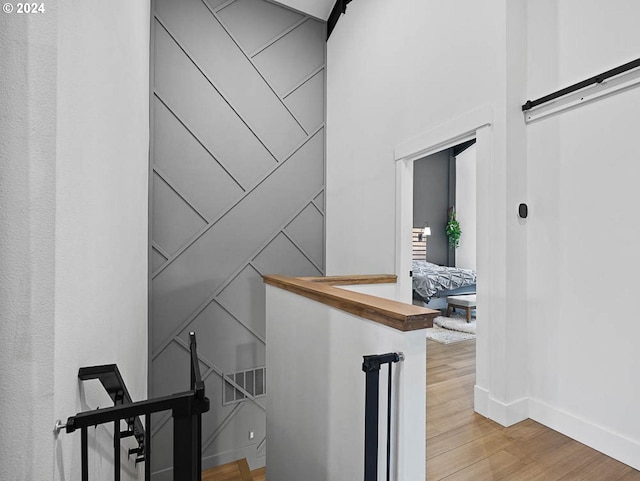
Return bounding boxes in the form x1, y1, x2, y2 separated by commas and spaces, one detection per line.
75, 363, 147, 469
362, 352, 404, 481
60, 332, 209, 481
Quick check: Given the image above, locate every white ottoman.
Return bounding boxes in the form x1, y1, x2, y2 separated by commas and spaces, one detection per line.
446, 294, 476, 323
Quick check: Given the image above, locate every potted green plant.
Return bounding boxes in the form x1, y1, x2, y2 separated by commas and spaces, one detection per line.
445, 207, 461, 248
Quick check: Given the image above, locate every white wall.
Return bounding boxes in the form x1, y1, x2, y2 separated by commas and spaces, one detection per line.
266, 284, 425, 481
326, 0, 531, 430
326, 0, 505, 276
0, 2, 150, 480
326, 0, 639, 469
455, 144, 477, 270
0, 10, 57, 481
526, 0, 640, 469
53, 2, 150, 480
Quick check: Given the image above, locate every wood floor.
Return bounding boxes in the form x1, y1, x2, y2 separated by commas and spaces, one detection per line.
202, 458, 253, 481
426, 339, 640, 480
251, 467, 265, 481
201, 461, 264, 481
208, 339, 638, 480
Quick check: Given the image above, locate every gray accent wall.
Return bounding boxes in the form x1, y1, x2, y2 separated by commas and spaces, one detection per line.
413, 149, 452, 266
150, 0, 326, 476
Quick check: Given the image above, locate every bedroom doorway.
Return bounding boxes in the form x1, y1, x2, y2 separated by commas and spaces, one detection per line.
412, 139, 477, 298
412, 143, 477, 344
409, 139, 479, 474
393, 107, 492, 421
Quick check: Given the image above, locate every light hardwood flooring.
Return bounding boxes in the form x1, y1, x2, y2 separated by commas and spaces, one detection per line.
202, 458, 253, 481
201, 461, 264, 481
251, 467, 265, 481
426, 339, 640, 480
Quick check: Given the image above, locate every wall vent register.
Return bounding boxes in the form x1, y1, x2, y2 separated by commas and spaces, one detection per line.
223, 367, 266, 405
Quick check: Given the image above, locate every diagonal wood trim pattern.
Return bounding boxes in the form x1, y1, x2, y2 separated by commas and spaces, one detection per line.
264, 274, 439, 330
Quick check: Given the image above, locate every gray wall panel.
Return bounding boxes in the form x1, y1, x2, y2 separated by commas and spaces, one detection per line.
154, 21, 276, 187
151, 130, 324, 352
253, 19, 325, 96
201, 403, 266, 462
152, 342, 193, 394
152, 173, 207, 255
175, 302, 265, 374
284, 203, 324, 267
153, 98, 244, 220
284, 69, 325, 132
217, 0, 303, 53
314, 191, 324, 213
413, 149, 451, 266
150, 421, 173, 481
252, 232, 323, 276
152, 247, 168, 271
217, 265, 267, 338
155, 0, 307, 159
204, 0, 232, 9
150, 0, 325, 474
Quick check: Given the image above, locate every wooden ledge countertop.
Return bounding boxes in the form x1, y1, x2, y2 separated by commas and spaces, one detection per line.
263, 274, 439, 331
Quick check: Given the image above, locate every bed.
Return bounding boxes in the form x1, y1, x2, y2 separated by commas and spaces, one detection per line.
412, 260, 476, 310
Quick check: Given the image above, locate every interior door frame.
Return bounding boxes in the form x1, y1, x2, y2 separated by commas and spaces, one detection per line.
394, 106, 492, 417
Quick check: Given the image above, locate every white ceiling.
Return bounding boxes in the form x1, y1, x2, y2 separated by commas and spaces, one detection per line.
272, 0, 334, 21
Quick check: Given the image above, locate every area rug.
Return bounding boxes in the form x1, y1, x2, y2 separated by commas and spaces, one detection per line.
426, 312, 476, 344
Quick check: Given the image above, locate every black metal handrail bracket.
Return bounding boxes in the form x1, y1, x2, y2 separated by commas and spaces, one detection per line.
362, 352, 404, 481
76, 363, 146, 472
63, 332, 210, 481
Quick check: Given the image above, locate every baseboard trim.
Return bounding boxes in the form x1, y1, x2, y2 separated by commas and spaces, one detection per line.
473, 385, 528, 427
488, 396, 529, 427
474, 385, 489, 418
475, 390, 640, 470
529, 398, 640, 471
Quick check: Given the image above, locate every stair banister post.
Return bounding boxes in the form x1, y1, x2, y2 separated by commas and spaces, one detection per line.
362, 353, 402, 481
363, 356, 382, 481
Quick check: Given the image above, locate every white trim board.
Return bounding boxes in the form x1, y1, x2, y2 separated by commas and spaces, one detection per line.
395, 106, 493, 162
475, 386, 640, 471
474, 385, 529, 427
529, 398, 640, 471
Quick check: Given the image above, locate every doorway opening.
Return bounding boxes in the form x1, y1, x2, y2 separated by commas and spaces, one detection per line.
393, 107, 492, 421
394, 109, 492, 478
411, 140, 477, 312
411, 141, 479, 474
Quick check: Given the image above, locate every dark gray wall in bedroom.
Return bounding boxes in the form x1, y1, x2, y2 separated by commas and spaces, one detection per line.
413, 149, 453, 266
